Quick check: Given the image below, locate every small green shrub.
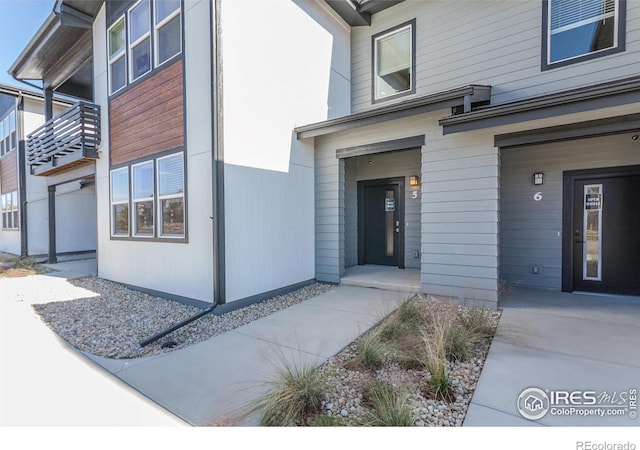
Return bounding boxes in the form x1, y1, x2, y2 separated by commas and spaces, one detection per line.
248, 360, 326, 426
360, 380, 415, 426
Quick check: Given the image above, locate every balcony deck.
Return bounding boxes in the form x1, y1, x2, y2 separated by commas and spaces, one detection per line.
27, 102, 100, 177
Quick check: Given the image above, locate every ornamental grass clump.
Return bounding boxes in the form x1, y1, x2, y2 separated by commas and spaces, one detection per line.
249, 360, 326, 426
360, 380, 415, 426
348, 327, 395, 370
421, 309, 454, 401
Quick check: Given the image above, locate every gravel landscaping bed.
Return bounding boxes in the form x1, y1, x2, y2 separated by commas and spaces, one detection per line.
315, 297, 497, 426
32, 277, 335, 359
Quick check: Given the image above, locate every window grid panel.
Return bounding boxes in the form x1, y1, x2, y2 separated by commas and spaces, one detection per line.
108, 18, 127, 94
110, 167, 130, 236
132, 161, 155, 237
156, 153, 185, 237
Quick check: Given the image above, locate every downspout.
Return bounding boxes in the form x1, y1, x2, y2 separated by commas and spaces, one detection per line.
16, 95, 28, 257
212, 0, 226, 305
140, 0, 225, 348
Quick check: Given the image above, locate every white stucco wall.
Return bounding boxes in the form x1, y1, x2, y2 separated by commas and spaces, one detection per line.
220, 0, 351, 301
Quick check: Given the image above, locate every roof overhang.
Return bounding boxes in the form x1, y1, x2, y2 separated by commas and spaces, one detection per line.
8, 1, 102, 100
439, 75, 640, 135
295, 85, 491, 139
324, 0, 405, 26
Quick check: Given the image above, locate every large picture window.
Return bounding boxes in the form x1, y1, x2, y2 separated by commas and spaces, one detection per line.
1, 191, 18, 230
110, 151, 185, 240
0, 109, 16, 157
372, 20, 415, 103
108, 0, 182, 94
543, 0, 626, 69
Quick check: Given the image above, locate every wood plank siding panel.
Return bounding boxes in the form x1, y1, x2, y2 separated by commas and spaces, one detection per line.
351, 1, 640, 113
0, 152, 18, 192
499, 134, 640, 290
110, 60, 184, 166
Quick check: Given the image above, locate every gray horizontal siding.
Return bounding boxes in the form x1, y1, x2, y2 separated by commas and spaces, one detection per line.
351, 1, 640, 113
421, 129, 499, 305
499, 132, 640, 290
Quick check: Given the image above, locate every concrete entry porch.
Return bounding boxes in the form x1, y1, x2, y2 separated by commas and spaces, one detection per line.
340, 264, 421, 293
464, 287, 640, 426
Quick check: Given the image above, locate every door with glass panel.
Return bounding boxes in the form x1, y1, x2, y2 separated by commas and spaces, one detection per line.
571, 174, 640, 295
358, 178, 405, 268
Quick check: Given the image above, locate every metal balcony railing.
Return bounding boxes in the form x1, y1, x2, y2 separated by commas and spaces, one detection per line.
27, 101, 100, 176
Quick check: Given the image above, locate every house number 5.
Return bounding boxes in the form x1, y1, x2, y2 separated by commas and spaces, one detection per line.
534, 192, 542, 201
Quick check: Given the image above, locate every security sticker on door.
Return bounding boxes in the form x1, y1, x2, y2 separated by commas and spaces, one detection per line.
385, 198, 395, 212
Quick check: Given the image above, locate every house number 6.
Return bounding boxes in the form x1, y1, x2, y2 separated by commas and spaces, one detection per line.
534, 192, 542, 202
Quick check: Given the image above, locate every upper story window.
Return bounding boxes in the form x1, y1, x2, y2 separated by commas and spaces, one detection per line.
372, 20, 416, 103
543, 0, 626, 70
0, 110, 16, 157
129, 0, 152, 81
108, 0, 182, 95
155, 0, 181, 66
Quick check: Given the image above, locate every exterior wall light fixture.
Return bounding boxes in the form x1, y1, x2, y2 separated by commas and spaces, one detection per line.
409, 175, 420, 186
533, 172, 544, 185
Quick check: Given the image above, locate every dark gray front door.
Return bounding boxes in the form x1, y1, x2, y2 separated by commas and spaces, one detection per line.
358, 178, 405, 268
567, 169, 640, 295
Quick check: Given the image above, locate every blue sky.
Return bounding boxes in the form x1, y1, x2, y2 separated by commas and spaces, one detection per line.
0, 0, 55, 88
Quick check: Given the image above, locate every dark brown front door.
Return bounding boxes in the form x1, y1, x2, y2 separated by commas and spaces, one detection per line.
358, 178, 405, 268
566, 168, 640, 295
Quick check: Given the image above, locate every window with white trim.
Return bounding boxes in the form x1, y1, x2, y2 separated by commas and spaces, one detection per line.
1, 191, 18, 230
155, 0, 181, 66
110, 167, 130, 236
373, 20, 415, 102
129, 0, 152, 82
0, 109, 16, 157
544, 0, 625, 68
157, 153, 185, 237
110, 151, 185, 240
132, 160, 154, 237
108, 0, 182, 94
108, 18, 127, 94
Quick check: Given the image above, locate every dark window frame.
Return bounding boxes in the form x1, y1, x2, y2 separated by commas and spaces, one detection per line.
109, 149, 188, 243
1, 190, 19, 231
371, 19, 416, 104
541, 0, 627, 71
107, 0, 183, 97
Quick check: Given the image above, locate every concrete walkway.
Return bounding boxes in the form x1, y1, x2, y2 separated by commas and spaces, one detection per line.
1, 261, 410, 426
464, 288, 640, 427
0, 271, 185, 426
86, 285, 411, 425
